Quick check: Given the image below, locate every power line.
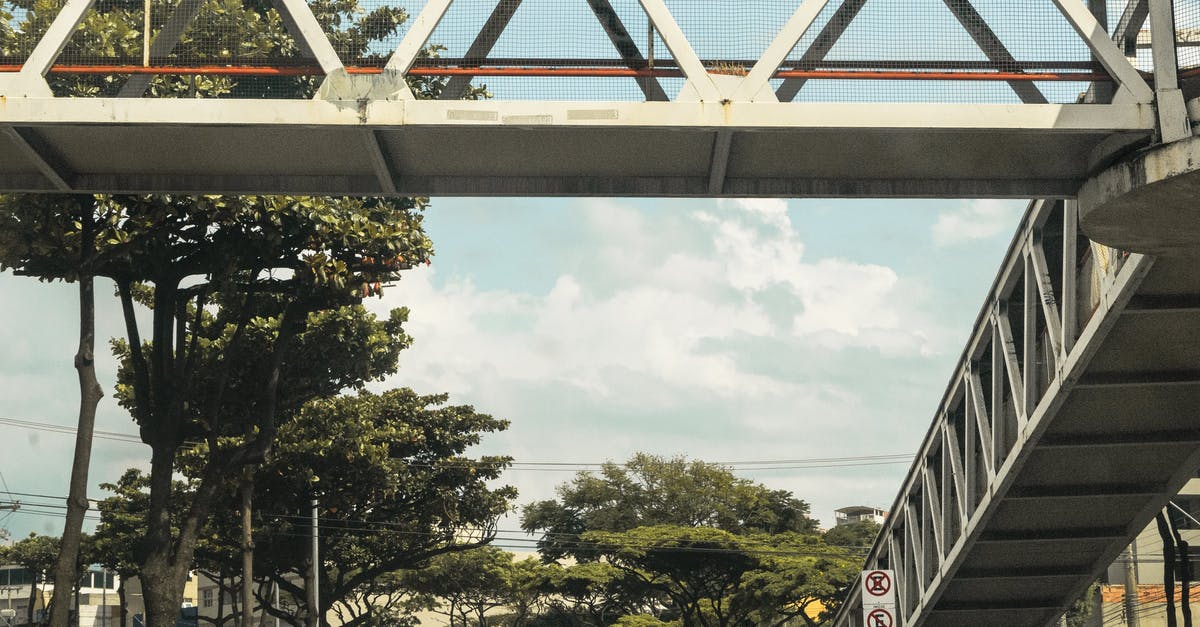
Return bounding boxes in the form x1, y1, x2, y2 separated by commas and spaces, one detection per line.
4, 491, 875, 557
0, 416, 912, 471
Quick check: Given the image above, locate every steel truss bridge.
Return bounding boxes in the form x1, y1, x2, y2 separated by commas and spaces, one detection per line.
0, 0, 1185, 199
4, 0, 1200, 625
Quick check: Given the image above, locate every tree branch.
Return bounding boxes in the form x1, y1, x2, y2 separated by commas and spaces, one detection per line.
117, 279, 153, 438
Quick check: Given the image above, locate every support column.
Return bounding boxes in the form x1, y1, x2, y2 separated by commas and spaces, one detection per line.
1149, 0, 1191, 142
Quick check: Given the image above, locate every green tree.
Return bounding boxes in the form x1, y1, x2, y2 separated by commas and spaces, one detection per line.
93, 469, 157, 627
0, 0, 480, 618
503, 557, 561, 627
822, 521, 881, 550
0, 195, 107, 627
9, 533, 59, 626
521, 453, 819, 563
402, 546, 514, 627
583, 527, 858, 627
523, 455, 861, 625
92, 387, 517, 627
226, 388, 517, 625
550, 560, 643, 626
1, 193, 431, 625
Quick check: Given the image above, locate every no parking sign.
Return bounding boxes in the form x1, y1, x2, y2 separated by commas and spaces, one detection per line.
861, 569, 898, 626
864, 607, 895, 627
862, 569, 896, 606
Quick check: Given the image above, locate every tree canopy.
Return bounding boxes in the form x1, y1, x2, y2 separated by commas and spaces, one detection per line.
520, 454, 861, 626
521, 453, 820, 561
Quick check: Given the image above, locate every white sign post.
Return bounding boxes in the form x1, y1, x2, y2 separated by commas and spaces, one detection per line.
861, 569, 897, 626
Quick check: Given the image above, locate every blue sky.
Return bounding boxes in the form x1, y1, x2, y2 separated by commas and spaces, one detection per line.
0, 195, 1027, 537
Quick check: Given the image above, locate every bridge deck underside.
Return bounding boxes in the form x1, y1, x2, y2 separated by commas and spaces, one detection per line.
924, 256, 1200, 627
0, 100, 1152, 198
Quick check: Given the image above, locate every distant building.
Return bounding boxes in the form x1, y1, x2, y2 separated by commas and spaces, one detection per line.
0, 564, 119, 626
834, 506, 888, 526
0, 566, 200, 627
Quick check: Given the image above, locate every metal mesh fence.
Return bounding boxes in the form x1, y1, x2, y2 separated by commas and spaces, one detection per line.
0, 0, 1160, 102
1176, 0, 1200, 74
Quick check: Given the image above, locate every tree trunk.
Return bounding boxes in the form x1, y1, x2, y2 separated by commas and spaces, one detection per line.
117, 579, 128, 627
1159, 512, 1179, 627
50, 202, 104, 627
241, 463, 255, 627
26, 575, 38, 626
140, 558, 189, 627
140, 439, 190, 627
216, 573, 227, 627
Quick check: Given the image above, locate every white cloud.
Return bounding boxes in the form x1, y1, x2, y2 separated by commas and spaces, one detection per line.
931, 199, 1025, 247
364, 198, 972, 526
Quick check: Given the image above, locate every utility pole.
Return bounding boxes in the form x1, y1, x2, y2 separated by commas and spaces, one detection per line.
305, 499, 319, 627
1125, 543, 1141, 627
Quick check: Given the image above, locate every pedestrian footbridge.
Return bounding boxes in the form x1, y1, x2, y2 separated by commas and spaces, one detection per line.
4, 2, 1200, 625
0, 0, 1180, 200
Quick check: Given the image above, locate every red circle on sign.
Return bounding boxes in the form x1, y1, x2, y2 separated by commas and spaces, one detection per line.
865, 570, 892, 596
867, 608, 894, 627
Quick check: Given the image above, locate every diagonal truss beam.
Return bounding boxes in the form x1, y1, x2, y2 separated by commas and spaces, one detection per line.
271, 0, 346, 75
637, 0, 719, 101
734, 0, 829, 102
2, 126, 73, 191
436, 0, 669, 102
438, 0, 523, 100
118, 0, 207, 97
1115, 0, 1150, 55
19, 0, 96, 79
120, 0, 345, 98
753, 0, 1151, 105
942, 0, 1048, 104
1052, 0, 1154, 103
384, 0, 454, 99
587, 0, 669, 102
776, 0, 865, 103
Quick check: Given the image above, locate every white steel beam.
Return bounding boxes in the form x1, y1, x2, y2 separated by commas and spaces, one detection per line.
1052, 0, 1155, 104
968, 369, 995, 480
991, 322, 1007, 469
383, 0, 454, 100
19, 0, 97, 78
1148, 0, 1191, 142
0, 97, 1153, 131
1062, 201, 1079, 355
272, 0, 345, 75
962, 375, 980, 514
637, 0, 719, 101
924, 466, 943, 562
734, 0, 830, 102
994, 304, 1026, 423
1029, 232, 1065, 361
944, 420, 968, 524
1022, 253, 1039, 423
